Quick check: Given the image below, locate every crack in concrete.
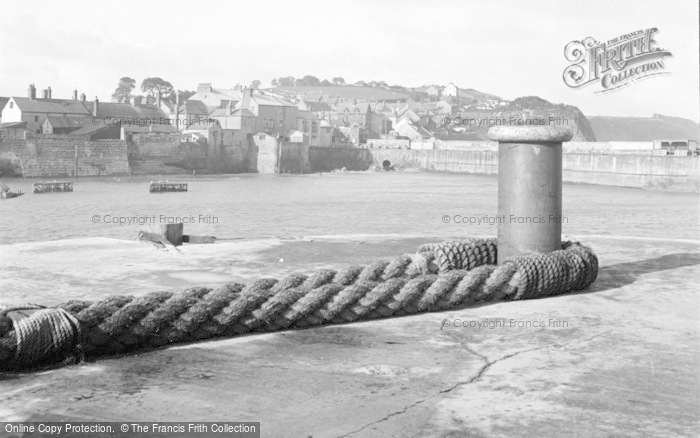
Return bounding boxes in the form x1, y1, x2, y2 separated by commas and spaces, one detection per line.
336, 329, 613, 438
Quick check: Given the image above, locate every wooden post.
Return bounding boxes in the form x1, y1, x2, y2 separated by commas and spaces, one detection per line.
489, 126, 572, 264
160, 223, 184, 246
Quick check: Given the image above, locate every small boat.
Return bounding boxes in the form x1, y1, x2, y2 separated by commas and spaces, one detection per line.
149, 181, 188, 193
1, 185, 24, 199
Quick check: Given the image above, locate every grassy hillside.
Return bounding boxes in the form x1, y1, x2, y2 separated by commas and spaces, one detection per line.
588, 115, 700, 141
460, 88, 502, 102
273, 85, 411, 101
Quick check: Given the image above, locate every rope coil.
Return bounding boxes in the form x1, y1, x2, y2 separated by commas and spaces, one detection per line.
0, 238, 598, 370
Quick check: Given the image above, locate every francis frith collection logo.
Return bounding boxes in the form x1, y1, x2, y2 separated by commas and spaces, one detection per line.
563, 27, 672, 93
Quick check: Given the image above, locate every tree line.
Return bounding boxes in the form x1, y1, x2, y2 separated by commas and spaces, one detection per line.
111, 77, 195, 105
112, 75, 407, 104
268, 76, 399, 89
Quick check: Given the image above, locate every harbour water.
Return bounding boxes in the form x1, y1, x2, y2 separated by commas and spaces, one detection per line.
0, 172, 698, 245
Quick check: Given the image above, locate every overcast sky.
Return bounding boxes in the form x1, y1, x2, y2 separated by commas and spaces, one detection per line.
1, 0, 697, 120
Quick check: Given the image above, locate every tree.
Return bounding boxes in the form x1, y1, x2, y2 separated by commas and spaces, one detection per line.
278, 76, 295, 87
251, 80, 261, 89
296, 75, 320, 86
178, 90, 196, 101
332, 77, 345, 86
271, 78, 279, 87
320, 79, 332, 86
141, 77, 175, 104
111, 77, 136, 103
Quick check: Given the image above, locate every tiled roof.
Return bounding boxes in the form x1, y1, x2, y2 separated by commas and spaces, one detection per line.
0, 121, 27, 129
70, 121, 117, 136
85, 102, 170, 122
209, 108, 255, 117
11, 97, 91, 115
252, 93, 296, 107
135, 104, 168, 120
212, 88, 243, 100
45, 116, 88, 129
233, 108, 255, 117
179, 100, 209, 115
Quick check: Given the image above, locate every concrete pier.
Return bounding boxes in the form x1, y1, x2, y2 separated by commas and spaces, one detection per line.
0, 234, 698, 437
489, 126, 573, 263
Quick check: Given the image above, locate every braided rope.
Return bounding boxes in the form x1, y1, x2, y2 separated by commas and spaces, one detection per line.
0, 239, 598, 370
0, 304, 81, 366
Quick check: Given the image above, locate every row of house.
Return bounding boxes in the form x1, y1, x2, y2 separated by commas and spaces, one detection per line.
180, 82, 501, 146
0, 80, 513, 150
0, 85, 177, 138
0, 84, 348, 152
183, 84, 341, 148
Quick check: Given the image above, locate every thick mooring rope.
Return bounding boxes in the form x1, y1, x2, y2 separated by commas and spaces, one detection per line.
0, 239, 597, 370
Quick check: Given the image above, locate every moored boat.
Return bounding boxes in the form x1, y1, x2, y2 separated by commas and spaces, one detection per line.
1, 185, 24, 199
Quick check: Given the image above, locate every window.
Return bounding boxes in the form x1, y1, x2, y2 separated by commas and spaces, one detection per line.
9, 102, 13, 109
302, 120, 309, 132
34, 116, 39, 122
264, 118, 274, 129
311, 122, 318, 133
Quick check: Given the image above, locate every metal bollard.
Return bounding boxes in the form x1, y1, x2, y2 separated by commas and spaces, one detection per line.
488, 126, 573, 264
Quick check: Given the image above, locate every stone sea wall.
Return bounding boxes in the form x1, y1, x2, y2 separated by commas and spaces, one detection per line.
368, 148, 699, 192
0, 135, 129, 177
2, 133, 696, 192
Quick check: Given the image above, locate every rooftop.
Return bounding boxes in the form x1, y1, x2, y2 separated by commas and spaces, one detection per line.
44, 115, 88, 129
9, 97, 92, 115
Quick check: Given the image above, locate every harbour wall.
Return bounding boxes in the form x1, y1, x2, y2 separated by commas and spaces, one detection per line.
368, 149, 699, 192
0, 134, 129, 178
308, 147, 373, 172
0, 131, 256, 177
1, 132, 696, 192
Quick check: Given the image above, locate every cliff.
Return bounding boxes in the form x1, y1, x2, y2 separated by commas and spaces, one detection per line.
588, 114, 700, 141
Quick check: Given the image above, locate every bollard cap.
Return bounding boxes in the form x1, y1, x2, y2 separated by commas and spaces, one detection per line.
488, 126, 573, 143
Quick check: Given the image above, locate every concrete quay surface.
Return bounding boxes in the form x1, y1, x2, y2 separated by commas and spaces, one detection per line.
0, 234, 698, 438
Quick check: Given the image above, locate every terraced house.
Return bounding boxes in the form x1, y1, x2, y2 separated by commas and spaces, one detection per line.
2, 85, 91, 133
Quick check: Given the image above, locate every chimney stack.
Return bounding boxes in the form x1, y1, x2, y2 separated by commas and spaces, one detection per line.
93, 97, 99, 117
73, 89, 78, 100
28, 84, 35, 99
80, 93, 86, 102
42, 89, 49, 99
47, 87, 52, 99
197, 83, 212, 93
240, 87, 253, 111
